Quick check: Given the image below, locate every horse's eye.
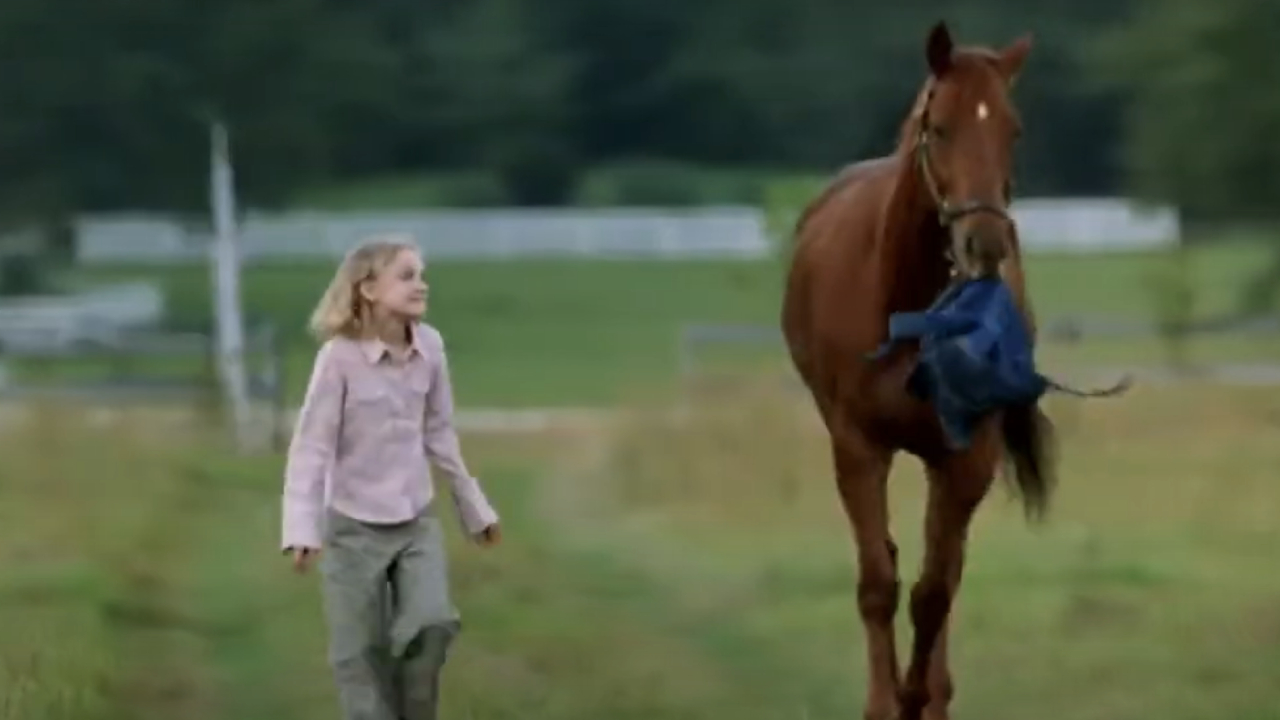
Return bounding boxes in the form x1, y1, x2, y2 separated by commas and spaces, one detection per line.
930, 125, 948, 141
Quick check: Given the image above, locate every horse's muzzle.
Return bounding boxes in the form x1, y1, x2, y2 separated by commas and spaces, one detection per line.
953, 228, 1006, 277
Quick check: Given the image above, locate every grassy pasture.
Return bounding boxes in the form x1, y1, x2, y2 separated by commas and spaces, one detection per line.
4, 376, 1279, 719
8, 200, 1278, 717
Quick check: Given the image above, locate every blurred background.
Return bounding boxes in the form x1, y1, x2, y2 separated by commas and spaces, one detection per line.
2, 0, 1280, 718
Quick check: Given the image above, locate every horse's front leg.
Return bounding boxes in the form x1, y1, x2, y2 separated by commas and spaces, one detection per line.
831, 435, 899, 720
899, 448, 997, 720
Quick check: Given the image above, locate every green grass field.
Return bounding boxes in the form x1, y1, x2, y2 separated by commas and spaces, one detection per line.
9, 168, 1280, 717
56, 237, 1280, 407
4, 379, 1280, 720
8, 224, 1280, 719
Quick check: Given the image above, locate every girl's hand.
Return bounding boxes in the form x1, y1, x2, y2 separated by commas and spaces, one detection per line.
286, 546, 320, 573
476, 524, 502, 547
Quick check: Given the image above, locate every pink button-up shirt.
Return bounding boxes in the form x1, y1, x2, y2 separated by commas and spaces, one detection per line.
281, 323, 498, 550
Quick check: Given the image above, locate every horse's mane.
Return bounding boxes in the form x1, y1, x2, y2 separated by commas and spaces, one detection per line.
789, 165, 861, 240
894, 83, 932, 156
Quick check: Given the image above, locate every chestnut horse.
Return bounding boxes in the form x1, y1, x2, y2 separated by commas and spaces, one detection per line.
781, 21, 1051, 720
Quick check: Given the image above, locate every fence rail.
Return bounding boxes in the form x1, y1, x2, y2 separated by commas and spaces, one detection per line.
1008, 197, 1179, 253
0, 282, 165, 353
75, 207, 774, 265
0, 324, 288, 448
71, 197, 1180, 265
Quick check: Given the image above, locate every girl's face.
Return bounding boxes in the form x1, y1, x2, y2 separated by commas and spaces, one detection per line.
361, 248, 428, 321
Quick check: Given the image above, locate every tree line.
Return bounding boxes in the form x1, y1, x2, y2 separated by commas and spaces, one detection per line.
0, 0, 1275, 222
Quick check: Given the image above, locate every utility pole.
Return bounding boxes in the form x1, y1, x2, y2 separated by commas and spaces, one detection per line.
209, 119, 253, 451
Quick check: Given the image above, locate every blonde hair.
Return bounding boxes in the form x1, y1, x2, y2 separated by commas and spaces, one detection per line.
308, 233, 420, 341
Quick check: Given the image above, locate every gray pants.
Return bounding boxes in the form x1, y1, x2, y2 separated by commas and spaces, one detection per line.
321, 509, 461, 720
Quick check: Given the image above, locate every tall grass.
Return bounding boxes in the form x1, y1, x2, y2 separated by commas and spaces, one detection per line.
548, 379, 1280, 719
0, 404, 223, 720
6, 380, 1280, 719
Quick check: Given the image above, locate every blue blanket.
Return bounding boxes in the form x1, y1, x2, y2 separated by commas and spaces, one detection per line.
868, 277, 1050, 450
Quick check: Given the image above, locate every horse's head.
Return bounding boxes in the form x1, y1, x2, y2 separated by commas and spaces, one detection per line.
910, 21, 1031, 278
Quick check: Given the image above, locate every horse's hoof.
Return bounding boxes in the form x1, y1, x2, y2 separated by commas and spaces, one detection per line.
893, 707, 927, 720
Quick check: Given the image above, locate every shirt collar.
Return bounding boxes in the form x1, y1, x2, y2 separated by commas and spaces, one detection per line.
358, 326, 426, 364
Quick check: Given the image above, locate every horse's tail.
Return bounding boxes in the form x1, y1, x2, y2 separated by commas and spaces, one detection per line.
1045, 373, 1134, 399
999, 402, 1057, 523
1000, 372, 1131, 521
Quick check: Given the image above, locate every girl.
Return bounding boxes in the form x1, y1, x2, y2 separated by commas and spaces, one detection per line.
281, 234, 501, 720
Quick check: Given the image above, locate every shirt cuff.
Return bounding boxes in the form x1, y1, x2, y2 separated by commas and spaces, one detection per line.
454, 482, 499, 536
281, 504, 323, 550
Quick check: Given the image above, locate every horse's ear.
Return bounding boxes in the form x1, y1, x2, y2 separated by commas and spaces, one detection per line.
926, 21, 954, 76
998, 33, 1033, 87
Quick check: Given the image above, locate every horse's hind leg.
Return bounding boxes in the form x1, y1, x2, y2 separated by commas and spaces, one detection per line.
830, 434, 900, 720
899, 454, 996, 720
